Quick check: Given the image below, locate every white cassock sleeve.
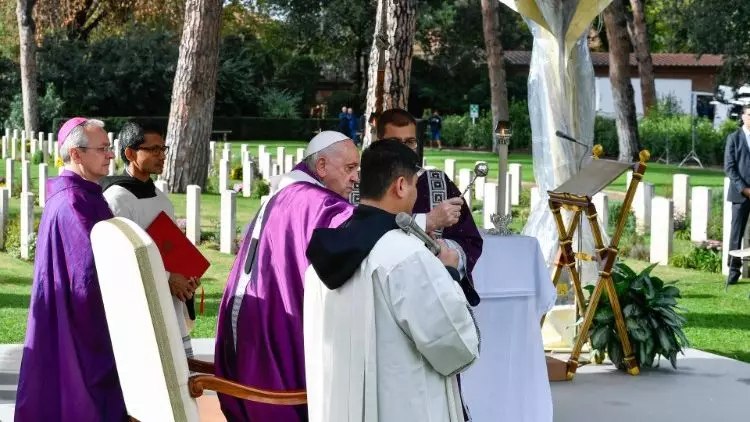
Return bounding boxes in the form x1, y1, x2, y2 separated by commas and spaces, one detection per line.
384, 251, 480, 377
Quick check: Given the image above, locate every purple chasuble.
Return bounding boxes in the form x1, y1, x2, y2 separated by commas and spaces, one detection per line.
15, 170, 126, 422
215, 162, 354, 422
414, 170, 483, 285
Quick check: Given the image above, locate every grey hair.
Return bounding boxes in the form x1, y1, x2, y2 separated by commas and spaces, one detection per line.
303, 141, 346, 173
59, 119, 105, 163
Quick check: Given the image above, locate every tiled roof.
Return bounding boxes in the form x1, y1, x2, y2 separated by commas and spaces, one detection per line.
504, 50, 724, 68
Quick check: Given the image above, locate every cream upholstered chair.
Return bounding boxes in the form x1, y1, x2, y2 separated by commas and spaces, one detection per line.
91, 217, 306, 422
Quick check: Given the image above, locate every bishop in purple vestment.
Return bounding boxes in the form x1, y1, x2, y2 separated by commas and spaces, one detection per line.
15, 118, 127, 422
215, 131, 359, 422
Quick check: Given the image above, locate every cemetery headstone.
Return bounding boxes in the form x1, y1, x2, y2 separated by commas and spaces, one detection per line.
509, 163, 522, 206
220, 190, 237, 254
39, 164, 48, 208
219, 159, 230, 192
0, 188, 8, 249
592, 193, 609, 231
243, 159, 253, 198
444, 159, 456, 182
154, 180, 168, 194
186, 185, 201, 245
21, 160, 30, 193
483, 183, 498, 230
650, 197, 674, 266
20, 192, 35, 259
672, 174, 690, 220
5, 159, 13, 195
690, 187, 711, 242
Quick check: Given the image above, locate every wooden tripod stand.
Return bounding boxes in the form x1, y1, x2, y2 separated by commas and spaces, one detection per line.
547, 148, 651, 380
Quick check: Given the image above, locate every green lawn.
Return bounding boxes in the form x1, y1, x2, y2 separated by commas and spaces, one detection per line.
2, 244, 748, 363
0, 140, 744, 364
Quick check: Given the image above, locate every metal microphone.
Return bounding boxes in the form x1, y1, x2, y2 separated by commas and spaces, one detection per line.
459, 162, 490, 198
395, 212, 441, 255
555, 130, 589, 149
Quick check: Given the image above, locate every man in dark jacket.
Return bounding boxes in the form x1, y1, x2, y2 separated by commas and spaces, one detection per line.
724, 104, 750, 288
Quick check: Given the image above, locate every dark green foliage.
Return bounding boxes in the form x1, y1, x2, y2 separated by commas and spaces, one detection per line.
586, 262, 689, 371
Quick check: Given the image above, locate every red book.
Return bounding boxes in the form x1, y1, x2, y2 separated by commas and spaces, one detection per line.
146, 211, 210, 280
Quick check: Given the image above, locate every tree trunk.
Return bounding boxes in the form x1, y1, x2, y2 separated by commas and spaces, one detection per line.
363, 0, 417, 147
627, 0, 657, 115
163, 0, 223, 193
16, 0, 39, 135
480, 0, 509, 152
603, 0, 640, 162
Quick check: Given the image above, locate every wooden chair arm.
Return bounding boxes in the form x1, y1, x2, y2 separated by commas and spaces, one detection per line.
188, 374, 307, 405
187, 357, 216, 374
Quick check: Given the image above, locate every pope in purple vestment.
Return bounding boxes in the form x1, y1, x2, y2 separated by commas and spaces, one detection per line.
15, 118, 126, 422
215, 131, 359, 422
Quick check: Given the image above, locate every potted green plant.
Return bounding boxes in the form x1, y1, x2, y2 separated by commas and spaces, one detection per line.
584, 261, 689, 370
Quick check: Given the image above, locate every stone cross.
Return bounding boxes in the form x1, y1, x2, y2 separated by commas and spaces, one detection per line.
39, 164, 48, 208
20, 192, 35, 260
650, 197, 674, 266
186, 185, 201, 245
220, 190, 237, 254
690, 187, 711, 242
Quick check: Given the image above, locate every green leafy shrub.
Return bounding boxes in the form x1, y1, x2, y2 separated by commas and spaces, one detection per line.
707, 191, 724, 241
465, 113, 494, 149
260, 88, 302, 119
669, 242, 721, 273
441, 115, 471, 147
3, 218, 39, 261
230, 165, 243, 181
608, 201, 637, 236
586, 262, 689, 370
31, 151, 44, 165
251, 179, 269, 199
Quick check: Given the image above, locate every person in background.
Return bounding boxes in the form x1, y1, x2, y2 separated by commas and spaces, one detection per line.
723, 104, 750, 295
429, 109, 443, 149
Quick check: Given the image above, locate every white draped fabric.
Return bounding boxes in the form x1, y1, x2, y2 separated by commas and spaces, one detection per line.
461, 234, 556, 422
499, 0, 614, 293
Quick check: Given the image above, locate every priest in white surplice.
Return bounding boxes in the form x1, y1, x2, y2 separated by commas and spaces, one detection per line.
304, 139, 480, 422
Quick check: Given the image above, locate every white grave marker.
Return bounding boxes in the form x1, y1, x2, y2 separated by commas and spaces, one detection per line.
242, 159, 253, 198
20, 192, 34, 259
219, 159, 230, 192
21, 160, 30, 193
186, 185, 201, 245
220, 190, 237, 254
672, 174, 690, 219
690, 187, 712, 242
509, 163, 522, 206
650, 197, 674, 266
38, 164, 47, 208
483, 183, 498, 230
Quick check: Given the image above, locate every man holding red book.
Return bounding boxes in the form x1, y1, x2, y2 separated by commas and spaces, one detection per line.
100, 121, 198, 358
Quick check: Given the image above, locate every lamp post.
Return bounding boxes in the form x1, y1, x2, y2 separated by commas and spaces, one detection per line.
495, 120, 513, 218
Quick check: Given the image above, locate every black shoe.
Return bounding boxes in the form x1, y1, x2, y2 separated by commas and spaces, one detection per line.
726, 272, 741, 292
